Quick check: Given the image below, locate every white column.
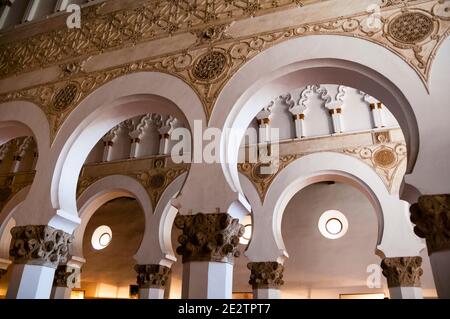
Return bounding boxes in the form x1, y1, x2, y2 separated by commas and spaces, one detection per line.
248, 262, 284, 300
11, 155, 21, 173
158, 132, 170, 155
101, 139, 113, 162
22, 0, 39, 22
129, 136, 140, 158
429, 250, 450, 298
6, 264, 56, 299
7, 225, 73, 299
51, 286, 72, 299
55, 0, 70, 11
50, 263, 82, 299
370, 102, 386, 128
0, 1, 12, 29
253, 288, 281, 299
175, 213, 244, 299
329, 108, 343, 134
135, 264, 171, 299
292, 113, 305, 138
381, 256, 423, 300
139, 287, 165, 299
388, 287, 423, 299
182, 261, 233, 299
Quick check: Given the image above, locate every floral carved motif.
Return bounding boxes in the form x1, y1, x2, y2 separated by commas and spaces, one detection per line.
53, 265, 81, 288
134, 264, 171, 289
410, 194, 450, 253
174, 213, 245, 264
238, 154, 300, 203
9, 225, 73, 268
247, 262, 285, 289
343, 143, 407, 192
381, 256, 423, 287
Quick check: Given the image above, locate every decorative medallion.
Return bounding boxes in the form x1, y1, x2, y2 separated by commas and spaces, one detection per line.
192, 51, 227, 81
373, 148, 397, 168
149, 173, 166, 189
388, 12, 434, 44
52, 84, 79, 112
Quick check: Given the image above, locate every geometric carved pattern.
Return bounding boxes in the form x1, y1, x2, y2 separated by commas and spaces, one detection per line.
52, 84, 79, 112
0, 0, 324, 79
9, 225, 73, 268
134, 264, 171, 289
192, 51, 227, 81
247, 261, 285, 289
381, 256, 423, 287
410, 194, 450, 254
238, 154, 300, 203
174, 213, 245, 264
388, 12, 434, 44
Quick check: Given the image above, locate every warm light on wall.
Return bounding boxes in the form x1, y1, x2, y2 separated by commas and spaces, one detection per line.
239, 215, 252, 245
70, 290, 85, 299
340, 293, 385, 299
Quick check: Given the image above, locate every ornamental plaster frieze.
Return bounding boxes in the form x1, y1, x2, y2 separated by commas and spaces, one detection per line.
77, 156, 189, 211
0, 1, 448, 143
238, 130, 407, 202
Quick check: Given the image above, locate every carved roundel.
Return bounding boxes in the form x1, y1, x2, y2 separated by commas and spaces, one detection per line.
373, 148, 397, 168
388, 12, 434, 44
192, 51, 227, 81
253, 163, 273, 180
149, 174, 166, 189
52, 83, 79, 112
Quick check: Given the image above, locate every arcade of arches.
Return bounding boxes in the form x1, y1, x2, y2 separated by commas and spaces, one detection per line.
0, 0, 449, 299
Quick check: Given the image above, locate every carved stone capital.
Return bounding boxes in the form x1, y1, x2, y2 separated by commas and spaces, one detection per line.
410, 194, 450, 254
134, 264, 171, 289
9, 225, 73, 268
381, 256, 423, 288
0, 268, 6, 280
53, 265, 81, 288
174, 213, 245, 264
247, 262, 284, 289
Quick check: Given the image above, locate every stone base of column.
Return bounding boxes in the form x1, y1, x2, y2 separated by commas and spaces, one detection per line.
253, 288, 281, 299
51, 286, 72, 299
139, 287, 165, 299
429, 250, 450, 299
388, 287, 423, 299
182, 261, 233, 299
6, 264, 55, 299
